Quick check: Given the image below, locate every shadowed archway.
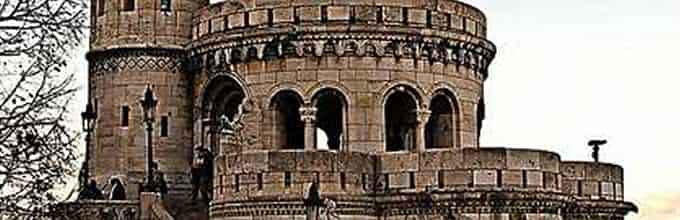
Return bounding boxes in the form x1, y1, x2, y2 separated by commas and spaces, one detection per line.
384, 86, 419, 152
425, 91, 458, 149
200, 75, 247, 152
270, 91, 304, 149
312, 89, 347, 150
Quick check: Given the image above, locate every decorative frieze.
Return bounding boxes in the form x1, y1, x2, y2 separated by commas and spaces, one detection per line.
87, 48, 187, 75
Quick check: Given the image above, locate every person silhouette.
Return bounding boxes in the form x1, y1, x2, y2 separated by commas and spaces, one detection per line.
109, 178, 126, 200
78, 179, 104, 200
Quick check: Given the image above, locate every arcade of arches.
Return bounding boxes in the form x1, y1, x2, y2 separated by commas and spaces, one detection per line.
200, 80, 460, 152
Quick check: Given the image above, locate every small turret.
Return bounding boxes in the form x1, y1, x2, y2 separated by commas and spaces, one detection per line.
87, 0, 208, 201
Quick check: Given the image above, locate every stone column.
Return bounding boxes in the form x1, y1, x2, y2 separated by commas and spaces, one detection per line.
415, 109, 432, 152
300, 107, 318, 150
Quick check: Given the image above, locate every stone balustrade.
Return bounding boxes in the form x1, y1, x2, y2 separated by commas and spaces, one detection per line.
210, 148, 636, 219
562, 161, 625, 201
51, 200, 140, 220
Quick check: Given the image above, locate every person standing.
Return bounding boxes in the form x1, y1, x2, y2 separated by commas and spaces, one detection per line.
151, 162, 168, 199
191, 146, 213, 202
109, 178, 126, 200
199, 147, 214, 202
78, 179, 104, 200
190, 145, 203, 202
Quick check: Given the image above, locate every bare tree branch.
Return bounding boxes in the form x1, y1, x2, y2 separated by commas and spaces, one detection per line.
0, 0, 87, 219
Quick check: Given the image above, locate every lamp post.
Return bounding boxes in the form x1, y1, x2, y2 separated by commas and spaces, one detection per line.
140, 85, 158, 192
80, 102, 97, 188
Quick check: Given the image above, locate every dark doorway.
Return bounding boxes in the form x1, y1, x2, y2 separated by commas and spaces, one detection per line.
271, 91, 304, 149
313, 89, 345, 150
385, 88, 418, 152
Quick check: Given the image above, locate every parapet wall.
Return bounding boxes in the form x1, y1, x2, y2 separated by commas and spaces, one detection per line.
213, 148, 565, 202
561, 161, 625, 201
194, 0, 488, 39
377, 148, 562, 193
211, 147, 636, 219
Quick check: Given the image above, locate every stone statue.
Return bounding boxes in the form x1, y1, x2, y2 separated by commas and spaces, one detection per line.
220, 101, 244, 135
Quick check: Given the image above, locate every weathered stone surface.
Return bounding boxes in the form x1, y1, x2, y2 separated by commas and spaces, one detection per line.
82, 0, 635, 219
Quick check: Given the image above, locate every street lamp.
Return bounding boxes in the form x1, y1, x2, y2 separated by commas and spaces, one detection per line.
80, 102, 96, 188
140, 85, 158, 192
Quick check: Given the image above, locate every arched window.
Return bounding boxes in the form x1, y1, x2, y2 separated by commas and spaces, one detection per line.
313, 89, 346, 150
270, 91, 304, 149
385, 87, 418, 152
201, 76, 246, 152
426, 92, 457, 149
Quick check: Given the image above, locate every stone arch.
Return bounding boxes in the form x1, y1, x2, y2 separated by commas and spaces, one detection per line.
265, 83, 306, 109
198, 73, 250, 152
311, 88, 348, 151
430, 83, 463, 116
268, 90, 305, 150
383, 85, 421, 152
378, 81, 426, 108
425, 89, 461, 149
305, 81, 353, 106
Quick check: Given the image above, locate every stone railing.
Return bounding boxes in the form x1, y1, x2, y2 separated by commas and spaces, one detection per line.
213, 148, 566, 201
378, 148, 562, 193
51, 200, 140, 220
210, 148, 637, 219
561, 161, 625, 201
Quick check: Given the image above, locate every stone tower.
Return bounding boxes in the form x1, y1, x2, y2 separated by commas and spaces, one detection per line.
80, 0, 637, 220
87, 0, 208, 200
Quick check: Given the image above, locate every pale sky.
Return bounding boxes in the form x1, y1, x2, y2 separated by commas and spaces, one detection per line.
467, 1, 680, 219
65, 1, 680, 219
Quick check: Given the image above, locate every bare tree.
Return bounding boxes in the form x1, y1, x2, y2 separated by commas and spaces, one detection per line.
0, 0, 87, 218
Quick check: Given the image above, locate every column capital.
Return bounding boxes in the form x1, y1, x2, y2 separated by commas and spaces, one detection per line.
299, 107, 318, 123
416, 109, 432, 124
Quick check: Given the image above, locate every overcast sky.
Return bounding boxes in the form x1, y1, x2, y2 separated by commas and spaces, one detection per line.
465, 0, 680, 219
65, 1, 679, 219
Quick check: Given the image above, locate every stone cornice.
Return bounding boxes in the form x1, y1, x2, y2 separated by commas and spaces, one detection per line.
188, 27, 495, 80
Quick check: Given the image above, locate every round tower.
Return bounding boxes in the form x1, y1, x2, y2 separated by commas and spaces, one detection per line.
189, 0, 496, 219
87, 0, 209, 200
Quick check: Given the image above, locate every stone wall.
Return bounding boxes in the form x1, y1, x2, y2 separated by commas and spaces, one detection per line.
91, 0, 208, 49
88, 0, 209, 201
188, 0, 495, 152
209, 146, 636, 219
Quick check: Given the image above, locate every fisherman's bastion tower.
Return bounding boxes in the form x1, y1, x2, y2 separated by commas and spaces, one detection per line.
55, 0, 638, 219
